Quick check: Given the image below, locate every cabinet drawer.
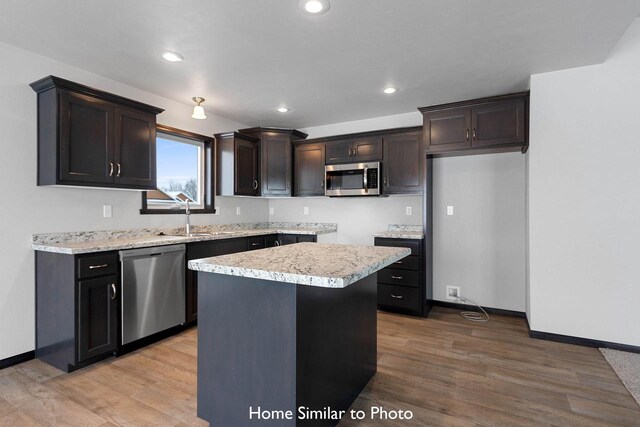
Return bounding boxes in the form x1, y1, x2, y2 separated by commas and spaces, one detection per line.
378, 284, 420, 311
77, 253, 118, 279
378, 268, 419, 287
247, 236, 265, 250
375, 238, 421, 256
388, 255, 419, 271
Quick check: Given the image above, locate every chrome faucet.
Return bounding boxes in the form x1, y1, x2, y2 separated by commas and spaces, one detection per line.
185, 200, 192, 235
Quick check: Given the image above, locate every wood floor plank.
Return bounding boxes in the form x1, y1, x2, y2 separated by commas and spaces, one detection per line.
3, 307, 639, 426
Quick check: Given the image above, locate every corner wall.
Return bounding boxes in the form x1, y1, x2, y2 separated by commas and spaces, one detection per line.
528, 18, 640, 345
0, 41, 268, 360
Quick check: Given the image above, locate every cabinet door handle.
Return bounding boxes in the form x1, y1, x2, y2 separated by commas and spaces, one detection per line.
391, 294, 404, 299
111, 284, 117, 300
275, 240, 280, 246
286, 181, 290, 190
465, 129, 470, 142
108, 162, 114, 177
384, 177, 388, 187
390, 275, 404, 280
321, 180, 324, 189
253, 180, 258, 190
473, 128, 477, 140
116, 163, 121, 177
89, 264, 109, 270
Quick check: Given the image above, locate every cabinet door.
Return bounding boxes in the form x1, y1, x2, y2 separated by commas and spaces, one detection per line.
471, 99, 526, 148
325, 139, 353, 164
278, 234, 298, 245
78, 276, 118, 362
261, 132, 292, 196
113, 107, 156, 189
59, 90, 114, 185
383, 131, 422, 194
352, 137, 383, 162
294, 143, 326, 196
423, 107, 471, 152
235, 138, 259, 196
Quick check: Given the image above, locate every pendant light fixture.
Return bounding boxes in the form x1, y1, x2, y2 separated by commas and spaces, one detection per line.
191, 97, 207, 120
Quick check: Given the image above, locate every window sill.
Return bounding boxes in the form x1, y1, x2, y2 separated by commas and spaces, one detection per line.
139, 208, 217, 215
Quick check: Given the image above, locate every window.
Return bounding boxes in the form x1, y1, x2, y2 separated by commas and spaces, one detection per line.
141, 125, 215, 214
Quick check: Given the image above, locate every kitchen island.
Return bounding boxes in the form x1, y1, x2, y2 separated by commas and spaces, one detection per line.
188, 243, 410, 426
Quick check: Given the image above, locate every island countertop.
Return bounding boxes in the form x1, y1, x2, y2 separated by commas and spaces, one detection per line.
188, 242, 410, 288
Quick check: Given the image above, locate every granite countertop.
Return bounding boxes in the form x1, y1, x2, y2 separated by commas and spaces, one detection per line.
373, 224, 424, 240
188, 243, 410, 288
32, 223, 337, 255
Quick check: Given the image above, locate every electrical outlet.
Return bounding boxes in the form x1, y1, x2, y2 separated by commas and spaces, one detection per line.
269, 207, 275, 216
303, 206, 309, 215
236, 207, 241, 216
447, 206, 454, 216
102, 205, 112, 218
405, 206, 412, 216
446, 286, 461, 301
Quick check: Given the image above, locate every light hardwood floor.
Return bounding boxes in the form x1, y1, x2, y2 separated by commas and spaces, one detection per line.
1, 307, 638, 426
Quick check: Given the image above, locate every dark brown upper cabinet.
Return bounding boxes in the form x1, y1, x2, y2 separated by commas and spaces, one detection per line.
382, 130, 423, 195
294, 142, 326, 196
30, 76, 163, 190
325, 137, 382, 165
239, 127, 308, 197
215, 132, 260, 196
420, 92, 529, 155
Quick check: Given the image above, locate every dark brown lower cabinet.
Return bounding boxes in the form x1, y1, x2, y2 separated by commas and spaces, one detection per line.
35, 251, 120, 372
375, 238, 427, 316
185, 238, 250, 324
277, 234, 317, 246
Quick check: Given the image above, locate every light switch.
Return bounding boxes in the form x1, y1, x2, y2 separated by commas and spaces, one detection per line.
103, 205, 112, 218
236, 207, 241, 216
405, 206, 412, 216
447, 206, 454, 216
304, 207, 309, 215
269, 207, 275, 216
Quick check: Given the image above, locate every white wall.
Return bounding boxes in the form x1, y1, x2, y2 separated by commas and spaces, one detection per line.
432, 153, 526, 311
300, 112, 422, 138
0, 42, 269, 360
528, 18, 640, 346
269, 195, 422, 245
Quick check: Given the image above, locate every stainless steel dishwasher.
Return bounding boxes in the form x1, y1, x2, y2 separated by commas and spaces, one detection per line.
119, 244, 186, 345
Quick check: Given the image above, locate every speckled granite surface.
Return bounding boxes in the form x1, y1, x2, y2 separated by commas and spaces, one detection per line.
188, 243, 410, 288
373, 224, 424, 239
32, 223, 337, 254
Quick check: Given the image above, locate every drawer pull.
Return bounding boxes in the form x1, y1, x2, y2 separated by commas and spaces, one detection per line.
391, 294, 404, 299
89, 264, 109, 270
394, 261, 403, 264
390, 275, 404, 280
251, 243, 261, 246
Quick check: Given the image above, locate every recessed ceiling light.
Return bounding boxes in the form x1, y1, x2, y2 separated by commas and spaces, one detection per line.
162, 51, 184, 62
383, 87, 398, 95
277, 106, 291, 113
298, 0, 330, 15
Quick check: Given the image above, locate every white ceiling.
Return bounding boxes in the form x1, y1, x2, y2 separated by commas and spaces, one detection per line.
1, 0, 639, 128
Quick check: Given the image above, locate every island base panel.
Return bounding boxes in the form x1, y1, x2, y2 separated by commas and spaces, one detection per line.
197, 273, 377, 426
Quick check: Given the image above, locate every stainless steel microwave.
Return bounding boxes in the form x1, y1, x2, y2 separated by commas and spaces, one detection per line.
325, 162, 380, 196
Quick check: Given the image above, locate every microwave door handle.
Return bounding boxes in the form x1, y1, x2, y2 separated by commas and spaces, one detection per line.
363, 165, 368, 192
